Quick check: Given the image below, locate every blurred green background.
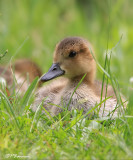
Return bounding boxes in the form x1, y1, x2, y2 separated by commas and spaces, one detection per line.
0, 0, 133, 95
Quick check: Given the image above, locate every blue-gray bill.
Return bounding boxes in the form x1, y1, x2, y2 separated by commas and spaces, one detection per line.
40, 63, 65, 82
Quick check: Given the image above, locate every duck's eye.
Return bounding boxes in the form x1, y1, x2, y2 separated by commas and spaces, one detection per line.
69, 51, 77, 58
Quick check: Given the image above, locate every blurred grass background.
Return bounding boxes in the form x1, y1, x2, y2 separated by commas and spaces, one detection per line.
1, 1, 133, 159
0, 0, 133, 95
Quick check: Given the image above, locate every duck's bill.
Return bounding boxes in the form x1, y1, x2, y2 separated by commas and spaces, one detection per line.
40, 63, 65, 82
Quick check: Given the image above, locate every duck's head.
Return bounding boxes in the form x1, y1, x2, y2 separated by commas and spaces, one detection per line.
41, 37, 96, 83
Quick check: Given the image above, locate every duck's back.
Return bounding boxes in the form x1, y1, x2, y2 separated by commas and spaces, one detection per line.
94, 80, 115, 98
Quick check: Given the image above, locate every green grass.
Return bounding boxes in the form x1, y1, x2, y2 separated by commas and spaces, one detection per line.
0, 0, 133, 159
0, 78, 133, 159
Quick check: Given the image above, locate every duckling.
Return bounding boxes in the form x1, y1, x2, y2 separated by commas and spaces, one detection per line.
34, 37, 125, 118
0, 59, 42, 95
14, 59, 42, 85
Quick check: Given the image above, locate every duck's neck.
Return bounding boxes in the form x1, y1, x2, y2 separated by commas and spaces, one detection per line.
68, 69, 96, 87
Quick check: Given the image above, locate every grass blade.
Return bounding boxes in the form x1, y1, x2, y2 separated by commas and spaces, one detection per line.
0, 90, 20, 129
0, 49, 8, 60
30, 102, 42, 133
67, 73, 86, 108
65, 96, 112, 131
20, 77, 39, 114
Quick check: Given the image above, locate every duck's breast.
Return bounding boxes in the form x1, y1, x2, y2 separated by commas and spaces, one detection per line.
51, 83, 99, 116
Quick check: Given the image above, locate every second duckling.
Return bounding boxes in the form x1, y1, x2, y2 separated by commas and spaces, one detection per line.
0, 59, 42, 95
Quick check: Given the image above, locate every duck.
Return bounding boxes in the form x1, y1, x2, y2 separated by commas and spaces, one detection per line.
0, 59, 42, 96
33, 37, 125, 118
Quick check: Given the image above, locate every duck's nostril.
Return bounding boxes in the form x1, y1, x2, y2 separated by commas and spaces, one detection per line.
53, 67, 57, 71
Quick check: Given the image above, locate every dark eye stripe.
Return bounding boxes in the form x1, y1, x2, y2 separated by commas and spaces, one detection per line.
69, 51, 77, 57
